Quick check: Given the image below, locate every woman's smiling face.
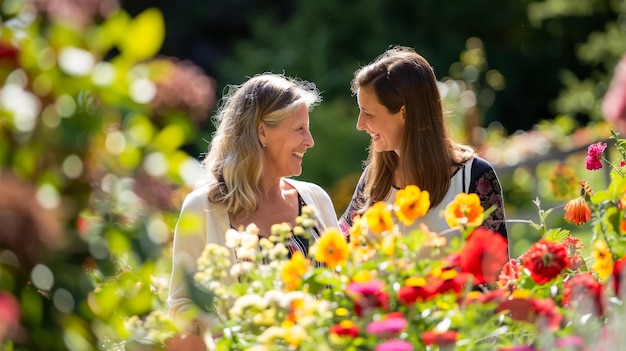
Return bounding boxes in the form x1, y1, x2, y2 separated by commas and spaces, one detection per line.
260, 103, 314, 178
356, 87, 405, 155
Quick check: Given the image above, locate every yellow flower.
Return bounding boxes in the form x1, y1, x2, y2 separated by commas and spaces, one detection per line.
592, 240, 613, 281
314, 228, 350, 269
381, 233, 398, 256
444, 193, 484, 229
394, 185, 430, 226
349, 215, 367, 244
364, 201, 393, 235
281, 251, 310, 291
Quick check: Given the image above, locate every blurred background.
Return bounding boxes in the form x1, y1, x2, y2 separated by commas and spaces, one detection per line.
0, 0, 625, 349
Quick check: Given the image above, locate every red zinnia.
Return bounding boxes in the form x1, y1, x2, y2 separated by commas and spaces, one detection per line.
459, 228, 509, 285
329, 320, 360, 338
397, 284, 436, 305
421, 330, 458, 347
563, 272, 605, 317
614, 256, 626, 298
523, 239, 569, 284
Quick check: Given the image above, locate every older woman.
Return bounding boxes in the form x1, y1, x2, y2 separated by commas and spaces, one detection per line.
167, 73, 339, 343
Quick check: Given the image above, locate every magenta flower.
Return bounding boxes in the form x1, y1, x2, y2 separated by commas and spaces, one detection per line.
366, 316, 407, 338
585, 142, 607, 170
374, 339, 413, 351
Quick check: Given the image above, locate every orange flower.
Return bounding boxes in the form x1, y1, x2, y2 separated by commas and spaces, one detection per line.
563, 197, 591, 225
364, 201, 393, 235
393, 185, 430, 226
444, 193, 484, 229
314, 228, 350, 269
281, 251, 310, 291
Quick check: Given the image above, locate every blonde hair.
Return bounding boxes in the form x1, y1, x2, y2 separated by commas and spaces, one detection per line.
352, 46, 475, 208
199, 73, 321, 219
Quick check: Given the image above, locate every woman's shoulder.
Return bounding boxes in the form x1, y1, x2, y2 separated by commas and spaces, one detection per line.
469, 155, 496, 172
181, 184, 212, 211
284, 177, 326, 193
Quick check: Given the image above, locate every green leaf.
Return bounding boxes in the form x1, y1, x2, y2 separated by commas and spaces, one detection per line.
119, 8, 165, 61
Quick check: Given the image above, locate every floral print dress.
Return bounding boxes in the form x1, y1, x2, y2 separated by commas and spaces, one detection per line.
338, 156, 508, 243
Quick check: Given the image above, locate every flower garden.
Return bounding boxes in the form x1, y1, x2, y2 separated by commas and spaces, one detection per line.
2, 1, 626, 350
168, 132, 626, 351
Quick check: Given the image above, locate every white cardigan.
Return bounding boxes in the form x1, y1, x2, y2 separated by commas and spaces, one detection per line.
167, 177, 339, 327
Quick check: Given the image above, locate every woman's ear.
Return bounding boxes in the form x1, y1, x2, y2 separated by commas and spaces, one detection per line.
258, 122, 267, 147
400, 105, 406, 122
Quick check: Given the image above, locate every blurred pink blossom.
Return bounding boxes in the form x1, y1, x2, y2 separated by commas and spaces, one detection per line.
603, 55, 626, 135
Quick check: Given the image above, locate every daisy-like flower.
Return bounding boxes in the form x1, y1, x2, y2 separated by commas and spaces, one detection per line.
397, 276, 435, 305
563, 197, 591, 225
585, 142, 607, 170
444, 192, 484, 230
281, 251, 310, 291
592, 239, 613, 281
523, 239, 569, 284
364, 201, 393, 235
393, 185, 430, 226
313, 228, 350, 269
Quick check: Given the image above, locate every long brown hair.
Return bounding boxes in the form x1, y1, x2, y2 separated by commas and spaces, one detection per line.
351, 46, 475, 208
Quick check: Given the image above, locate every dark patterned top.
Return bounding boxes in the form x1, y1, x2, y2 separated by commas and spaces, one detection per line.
338, 156, 508, 241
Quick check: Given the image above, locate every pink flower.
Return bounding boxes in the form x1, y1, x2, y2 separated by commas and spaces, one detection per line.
603, 55, 626, 134
0, 292, 21, 341
366, 315, 407, 338
374, 339, 413, 351
585, 142, 607, 170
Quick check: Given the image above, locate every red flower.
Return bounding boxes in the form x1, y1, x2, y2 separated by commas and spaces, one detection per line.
459, 228, 509, 285
346, 280, 389, 317
614, 256, 626, 298
397, 284, 435, 305
431, 270, 469, 296
496, 297, 562, 331
498, 259, 522, 291
0, 292, 20, 341
523, 239, 569, 284
421, 330, 458, 347
330, 320, 360, 338
563, 197, 591, 225
563, 272, 605, 317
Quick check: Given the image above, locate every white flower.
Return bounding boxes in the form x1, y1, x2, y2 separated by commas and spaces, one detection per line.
224, 228, 242, 248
